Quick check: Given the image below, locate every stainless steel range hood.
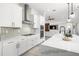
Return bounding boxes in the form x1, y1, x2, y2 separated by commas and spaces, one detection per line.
22, 20, 33, 24
22, 4, 33, 24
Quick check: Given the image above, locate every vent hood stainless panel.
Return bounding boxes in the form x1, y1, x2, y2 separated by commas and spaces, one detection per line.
22, 20, 33, 25
22, 4, 33, 24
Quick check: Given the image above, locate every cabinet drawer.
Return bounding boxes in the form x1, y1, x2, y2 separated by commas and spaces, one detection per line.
0, 42, 2, 56
3, 41, 17, 56
18, 39, 32, 55
3, 40, 16, 46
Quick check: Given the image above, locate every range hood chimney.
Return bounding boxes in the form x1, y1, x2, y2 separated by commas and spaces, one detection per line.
24, 4, 28, 21
22, 4, 32, 24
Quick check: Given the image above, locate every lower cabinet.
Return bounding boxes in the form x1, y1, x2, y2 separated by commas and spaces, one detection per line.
2, 34, 42, 56
0, 42, 2, 56
31, 35, 40, 46
18, 38, 31, 55
18, 35, 41, 55
3, 41, 18, 56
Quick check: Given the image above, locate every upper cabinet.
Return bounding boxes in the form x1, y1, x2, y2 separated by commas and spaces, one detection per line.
0, 4, 22, 28
40, 15, 45, 25
10, 4, 22, 28
25, 5, 40, 28
33, 14, 40, 28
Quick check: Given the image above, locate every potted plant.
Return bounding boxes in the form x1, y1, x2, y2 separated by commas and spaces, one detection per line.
63, 29, 72, 41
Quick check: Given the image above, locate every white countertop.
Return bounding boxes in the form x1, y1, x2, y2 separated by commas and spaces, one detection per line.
1, 34, 40, 43
42, 33, 79, 53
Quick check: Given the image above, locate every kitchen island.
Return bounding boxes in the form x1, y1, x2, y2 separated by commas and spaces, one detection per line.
42, 33, 79, 54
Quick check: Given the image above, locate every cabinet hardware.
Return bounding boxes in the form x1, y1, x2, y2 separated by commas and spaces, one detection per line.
8, 42, 14, 44
16, 43, 19, 48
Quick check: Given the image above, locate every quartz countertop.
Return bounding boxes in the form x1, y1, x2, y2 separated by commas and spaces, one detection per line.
1, 33, 40, 42
42, 33, 79, 53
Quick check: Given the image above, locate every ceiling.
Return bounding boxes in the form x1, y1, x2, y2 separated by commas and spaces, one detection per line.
27, 3, 79, 22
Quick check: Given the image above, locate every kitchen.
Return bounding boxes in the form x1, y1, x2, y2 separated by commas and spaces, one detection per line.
0, 3, 79, 56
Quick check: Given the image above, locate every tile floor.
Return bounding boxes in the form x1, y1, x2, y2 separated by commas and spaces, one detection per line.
22, 45, 79, 56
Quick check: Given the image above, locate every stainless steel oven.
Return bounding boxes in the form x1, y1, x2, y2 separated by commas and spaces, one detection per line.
40, 25, 44, 38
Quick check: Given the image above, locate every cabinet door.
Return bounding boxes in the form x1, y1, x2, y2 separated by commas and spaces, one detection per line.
18, 38, 31, 55
31, 35, 41, 46
34, 15, 40, 28
0, 4, 12, 27
40, 16, 45, 25
0, 4, 22, 27
0, 42, 2, 56
3, 41, 17, 56
10, 4, 22, 28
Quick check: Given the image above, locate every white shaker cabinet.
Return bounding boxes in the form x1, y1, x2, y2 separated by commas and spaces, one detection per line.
40, 15, 45, 25
0, 42, 2, 56
18, 37, 32, 55
0, 4, 22, 28
31, 35, 40, 46
32, 9, 40, 28
10, 4, 22, 28
33, 14, 40, 28
0, 4, 11, 27
3, 40, 18, 56
27, 8, 40, 28
2, 34, 41, 56
18, 35, 40, 55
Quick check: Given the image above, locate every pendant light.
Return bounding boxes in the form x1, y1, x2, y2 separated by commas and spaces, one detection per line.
70, 3, 75, 18
67, 3, 71, 22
